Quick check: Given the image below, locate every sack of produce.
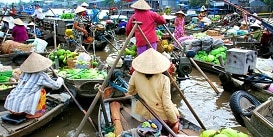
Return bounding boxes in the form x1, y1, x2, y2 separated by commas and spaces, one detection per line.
201, 37, 213, 52
1, 40, 29, 54
191, 39, 201, 47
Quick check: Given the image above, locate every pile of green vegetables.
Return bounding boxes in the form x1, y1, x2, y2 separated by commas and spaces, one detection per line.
58, 68, 107, 80
194, 46, 227, 65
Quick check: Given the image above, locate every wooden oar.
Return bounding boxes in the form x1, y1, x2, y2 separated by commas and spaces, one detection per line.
162, 24, 220, 94
110, 101, 123, 136
50, 67, 98, 131
135, 95, 178, 137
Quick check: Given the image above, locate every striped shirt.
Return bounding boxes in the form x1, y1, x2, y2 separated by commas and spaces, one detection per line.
4, 72, 63, 115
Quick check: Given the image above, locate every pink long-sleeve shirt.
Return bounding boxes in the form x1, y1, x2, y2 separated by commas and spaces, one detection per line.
126, 9, 166, 47
12, 25, 28, 43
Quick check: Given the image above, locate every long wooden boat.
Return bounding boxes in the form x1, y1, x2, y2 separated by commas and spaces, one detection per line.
0, 93, 70, 137
230, 91, 273, 137
97, 87, 202, 137
0, 52, 49, 66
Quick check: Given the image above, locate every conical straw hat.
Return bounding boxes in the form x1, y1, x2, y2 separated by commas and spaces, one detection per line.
175, 11, 186, 16
131, 0, 151, 10
81, 2, 89, 7
75, 6, 86, 14
27, 22, 36, 26
13, 18, 24, 25
132, 48, 170, 74
20, 52, 52, 73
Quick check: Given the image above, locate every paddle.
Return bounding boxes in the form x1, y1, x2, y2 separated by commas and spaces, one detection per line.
50, 67, 98, 131
162, 24, 220, 95
135, 95, 178, 137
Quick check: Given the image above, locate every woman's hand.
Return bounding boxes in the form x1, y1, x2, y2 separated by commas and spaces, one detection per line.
169, 120, 180, 134
83, 29, 88, 37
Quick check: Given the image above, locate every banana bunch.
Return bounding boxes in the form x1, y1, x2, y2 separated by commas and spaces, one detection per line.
161, 40, 174, 53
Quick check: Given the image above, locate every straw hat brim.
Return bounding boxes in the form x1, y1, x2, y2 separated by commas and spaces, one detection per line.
81, 2, 89, 7
132, 48, 170, 74
175, 11, 186, 16
20, 52, 52, 73
13, 18, 24, 25
27, 22, 36, 26
75, 6, 87, 14
250, 23, 261, 28
131, 0, 151, 10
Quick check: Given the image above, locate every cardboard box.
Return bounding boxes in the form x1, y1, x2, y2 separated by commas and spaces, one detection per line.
225, 48, 257, 75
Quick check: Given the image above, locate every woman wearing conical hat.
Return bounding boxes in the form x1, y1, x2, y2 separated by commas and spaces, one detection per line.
12, 18, 28, 43
174, 11, 186, 40
198, 5, 207, 21
127, 48, 181, 134
4, 52, 64, 118
126, 0, 166, 55
73, 6, 88, 45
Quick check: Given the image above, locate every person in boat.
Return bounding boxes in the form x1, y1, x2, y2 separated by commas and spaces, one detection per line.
126, 0, 166, 55
245, 23, 262, 42
198, 5, 207, 21
174, 11, 186, 40
127, 48, 180, 134
81, 2, 90, 20
31, 4, 44, 27
72, 6, 88, 46
91, 4, 99, 24
4, 52, 64, 119
11, 18, 28, 43
1, 18, 9, 32
27, 22, 42, 38
239, 20, 248, 30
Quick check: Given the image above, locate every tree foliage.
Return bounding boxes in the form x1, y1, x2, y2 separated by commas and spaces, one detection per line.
189, 0, 207, 8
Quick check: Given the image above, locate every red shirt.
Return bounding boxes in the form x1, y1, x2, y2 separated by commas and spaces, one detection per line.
126, 9, 166, 47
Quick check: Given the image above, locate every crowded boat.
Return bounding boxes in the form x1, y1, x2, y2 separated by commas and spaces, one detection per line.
0, 0, 272, 136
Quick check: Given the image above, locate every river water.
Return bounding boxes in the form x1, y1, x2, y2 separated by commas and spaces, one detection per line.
24, 35, 251, 137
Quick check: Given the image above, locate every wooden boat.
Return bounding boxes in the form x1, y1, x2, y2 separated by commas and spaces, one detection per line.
230, 91, 273, 137
0, 93, 70, 137
0, 82, 17, 101
97, 87, 202, 137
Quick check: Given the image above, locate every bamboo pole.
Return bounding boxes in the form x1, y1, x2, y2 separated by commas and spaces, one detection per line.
73, 22, 139, 137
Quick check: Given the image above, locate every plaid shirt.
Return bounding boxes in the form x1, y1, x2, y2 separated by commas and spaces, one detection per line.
4, 72, 62, 115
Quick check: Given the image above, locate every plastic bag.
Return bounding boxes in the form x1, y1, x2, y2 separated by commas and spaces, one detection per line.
32, 38, 48, 53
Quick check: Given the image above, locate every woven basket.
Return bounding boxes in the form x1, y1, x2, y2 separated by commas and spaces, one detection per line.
156, 40, 164, 53
206, 30, 220, 36
67, 58, 77, 69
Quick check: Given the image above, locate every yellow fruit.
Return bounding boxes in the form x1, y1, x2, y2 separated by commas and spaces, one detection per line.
162, 40, 168, 45
163, 44, 169, 49
151, 123, 157, 129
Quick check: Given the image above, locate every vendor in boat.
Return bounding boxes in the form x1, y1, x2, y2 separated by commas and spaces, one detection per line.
174, 10, 186, 40
91, 4, 99, 24
239, 20, 248, 30
4, 52, 64, 119
127, 48, 180, 134
11, 18, 28, 43
126, 0, 166, 55
198, 5, 207, 21
245, 23, 262, 42
72, 6, 88, 45
27, 22, 42, 38
1, 18, 9, 32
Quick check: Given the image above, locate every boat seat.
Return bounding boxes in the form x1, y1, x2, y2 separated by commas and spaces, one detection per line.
1, 113, 26, 124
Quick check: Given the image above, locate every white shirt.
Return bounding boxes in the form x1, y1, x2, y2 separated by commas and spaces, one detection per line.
32, 8, 44, 19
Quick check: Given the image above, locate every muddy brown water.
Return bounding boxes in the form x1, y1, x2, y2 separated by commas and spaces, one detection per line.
1, 35, 252, 137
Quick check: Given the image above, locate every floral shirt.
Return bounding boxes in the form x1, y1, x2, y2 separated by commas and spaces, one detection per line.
174, 17, 185, 40
72, 15, 85, 44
